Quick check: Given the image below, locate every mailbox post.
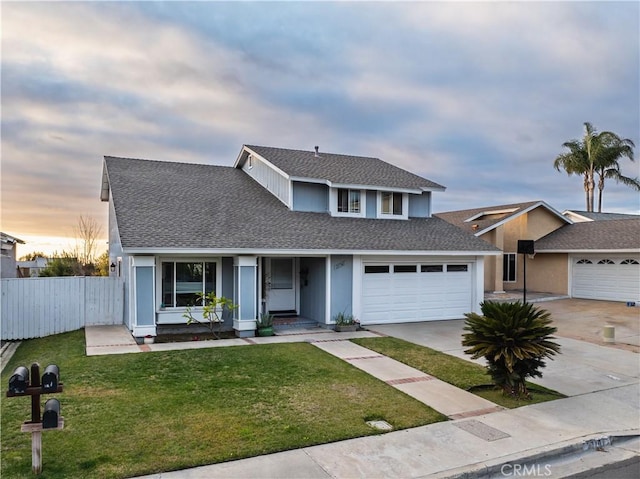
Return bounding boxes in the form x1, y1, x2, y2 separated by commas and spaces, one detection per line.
6, 362, 64, 475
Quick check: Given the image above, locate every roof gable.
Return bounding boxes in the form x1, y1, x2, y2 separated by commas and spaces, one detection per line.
435, 201, 571, 236
236, 145, 446, 192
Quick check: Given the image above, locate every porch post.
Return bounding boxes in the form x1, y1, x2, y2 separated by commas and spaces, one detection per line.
233, 256, 258, 338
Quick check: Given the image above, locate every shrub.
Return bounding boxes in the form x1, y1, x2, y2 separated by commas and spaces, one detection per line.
462, 301, 561, 399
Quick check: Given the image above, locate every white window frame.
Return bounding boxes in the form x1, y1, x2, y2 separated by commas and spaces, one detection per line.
158, 258, 222, 309
376, 191, 408, 220
330, 187, 366, 218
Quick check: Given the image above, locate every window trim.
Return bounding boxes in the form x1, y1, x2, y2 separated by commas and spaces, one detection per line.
159, 258, 221, 309
376, 191, 408, 219
330, 187, 366, 217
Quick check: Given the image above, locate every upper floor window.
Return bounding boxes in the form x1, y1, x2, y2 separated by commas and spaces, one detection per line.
377, 191, 407, 219
337, 188, 361, 213
381, 192, 403, 215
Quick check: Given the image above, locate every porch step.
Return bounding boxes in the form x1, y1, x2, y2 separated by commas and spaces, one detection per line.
273, 317, 320, 330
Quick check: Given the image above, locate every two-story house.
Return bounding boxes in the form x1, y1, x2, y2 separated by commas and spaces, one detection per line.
101, 145, 499, 340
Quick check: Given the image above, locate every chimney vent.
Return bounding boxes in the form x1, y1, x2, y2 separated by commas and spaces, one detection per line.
314, 146, 319, 157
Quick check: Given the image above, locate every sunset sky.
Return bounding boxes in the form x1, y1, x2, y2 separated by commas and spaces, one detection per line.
2, 1, 638, 258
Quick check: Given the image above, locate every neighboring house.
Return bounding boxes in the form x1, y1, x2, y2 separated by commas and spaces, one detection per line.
17, 256, 49, 277
101, 144, 499, 339
562, 210, 639, 223
436, 202, 640, 302
534, 218, 640, 302
435, 201, 571, 294
1, 232, 25, 278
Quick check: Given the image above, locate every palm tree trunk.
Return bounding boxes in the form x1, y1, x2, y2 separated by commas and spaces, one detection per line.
597, 175, 605, 213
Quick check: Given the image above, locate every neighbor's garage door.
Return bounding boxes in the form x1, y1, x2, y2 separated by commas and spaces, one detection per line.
571, 254, 640, 302
361, 262, 473, 324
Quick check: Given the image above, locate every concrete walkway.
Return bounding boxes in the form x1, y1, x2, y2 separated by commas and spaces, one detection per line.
313, 339, 503, 420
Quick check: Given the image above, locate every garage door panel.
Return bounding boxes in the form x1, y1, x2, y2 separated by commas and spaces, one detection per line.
572, 255, 640, 302
361, 262, 473, 325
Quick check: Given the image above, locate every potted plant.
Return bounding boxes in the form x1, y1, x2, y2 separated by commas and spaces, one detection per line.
256, 312, 275, 337
334, 312, 359, 332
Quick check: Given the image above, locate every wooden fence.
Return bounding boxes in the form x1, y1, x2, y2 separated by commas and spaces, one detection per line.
1, 277, 124, 340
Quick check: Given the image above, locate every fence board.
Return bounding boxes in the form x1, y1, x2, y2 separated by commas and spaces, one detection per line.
1, 277, 124, 340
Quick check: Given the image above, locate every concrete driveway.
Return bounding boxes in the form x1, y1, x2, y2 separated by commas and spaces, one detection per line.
367, 299, 639, 397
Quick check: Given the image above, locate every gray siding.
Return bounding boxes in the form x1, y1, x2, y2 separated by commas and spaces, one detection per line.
409, 192, 431, 218
242, 155, 290, 206
300, 257, 326, 323
366, 190, 377, 218
292, 181, 328, 212
330, 255, 353, 320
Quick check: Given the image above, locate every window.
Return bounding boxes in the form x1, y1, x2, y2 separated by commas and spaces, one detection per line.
394, 265, 417, 273
337, 188, 361, 213
448, 265, 468, 272
597, 259, 615, 264
621, 259, 639, 265
248, 155, 253, 169
503, 253, 516, 281
576, 259, 592, 264
162, 261, 216, 307
364, 265, 389, 274
421, 265, 443, 273
380, 192, 403, 216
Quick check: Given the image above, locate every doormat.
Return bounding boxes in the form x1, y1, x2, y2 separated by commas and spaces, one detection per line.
453, 419, 510, 441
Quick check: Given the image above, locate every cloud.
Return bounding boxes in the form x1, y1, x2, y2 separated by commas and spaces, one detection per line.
1, 1, 638, 252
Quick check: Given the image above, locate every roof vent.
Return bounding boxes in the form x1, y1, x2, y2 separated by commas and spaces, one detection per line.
314, 146, 319, 157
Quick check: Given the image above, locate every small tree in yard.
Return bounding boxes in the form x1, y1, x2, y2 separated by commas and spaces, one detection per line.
462, 301, 561, 399
182, 292, 237, 339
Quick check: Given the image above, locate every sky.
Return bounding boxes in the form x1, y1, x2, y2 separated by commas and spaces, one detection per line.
2, 1, 639, 258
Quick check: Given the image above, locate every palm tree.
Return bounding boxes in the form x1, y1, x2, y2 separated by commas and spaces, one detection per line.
593, 132, 637, 212
462, 301, 560, 399
554, 122, 636, 212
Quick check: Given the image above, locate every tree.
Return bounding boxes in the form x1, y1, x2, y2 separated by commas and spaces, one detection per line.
95, 251, 110, 276
73, 215, 103, 266
462, 301, 560, 399
593, 133, 637, 212
19, 251, 48, 261
38, 252, 82, 277
554, 122, 637, 212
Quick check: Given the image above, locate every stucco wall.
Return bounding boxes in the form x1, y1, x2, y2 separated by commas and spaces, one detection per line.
526, 253, 568, 295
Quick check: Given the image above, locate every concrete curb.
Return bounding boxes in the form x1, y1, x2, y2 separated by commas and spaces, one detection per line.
432, 431, 640, 478
0, 341, 21, 373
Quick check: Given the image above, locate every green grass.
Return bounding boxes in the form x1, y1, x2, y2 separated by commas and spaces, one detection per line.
1, 331, 445, 479
351, 337, 565, 408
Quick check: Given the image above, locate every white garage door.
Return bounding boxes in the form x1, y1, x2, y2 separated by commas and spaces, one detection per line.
571, 255, 640, 302
361, 262, 473, 324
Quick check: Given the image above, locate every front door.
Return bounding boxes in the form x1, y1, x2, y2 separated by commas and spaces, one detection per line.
266, 258, 297, 312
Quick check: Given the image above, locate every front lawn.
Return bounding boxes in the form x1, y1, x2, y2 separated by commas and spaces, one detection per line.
1, 331, 445, 479
351, 337, 565, 408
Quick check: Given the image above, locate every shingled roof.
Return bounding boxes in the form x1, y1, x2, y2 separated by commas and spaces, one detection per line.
102, 156, 497, 253
434, 201, 569, 236
535, 219, 640, 252
240, 145, 445, 191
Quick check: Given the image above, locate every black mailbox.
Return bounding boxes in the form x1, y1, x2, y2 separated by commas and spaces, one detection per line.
9, 366, 30, 394
42, 364, 60, 393
43, 398, 60, 429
